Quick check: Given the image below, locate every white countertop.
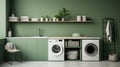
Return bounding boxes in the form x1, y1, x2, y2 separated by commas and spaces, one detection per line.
48, 37, 101, 39
7, 36, 101, 39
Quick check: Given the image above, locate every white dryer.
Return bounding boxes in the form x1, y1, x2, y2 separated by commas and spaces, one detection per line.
48, 39, 64, 61
82, 40, 99, 61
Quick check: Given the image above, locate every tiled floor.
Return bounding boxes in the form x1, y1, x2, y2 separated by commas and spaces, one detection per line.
0, 61, 120, 67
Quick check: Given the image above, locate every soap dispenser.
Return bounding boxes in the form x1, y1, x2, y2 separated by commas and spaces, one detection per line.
8, 28, 12, 37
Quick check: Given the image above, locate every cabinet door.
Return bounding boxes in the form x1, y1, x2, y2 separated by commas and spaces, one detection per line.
15, 38, 28, 61
15, 38, 37, 61
25, 38, 37, 61
37, 38, 48, 61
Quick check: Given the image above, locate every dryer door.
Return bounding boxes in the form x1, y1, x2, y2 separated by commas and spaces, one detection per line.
85, 43, 98, 56
51, 43, 63, 56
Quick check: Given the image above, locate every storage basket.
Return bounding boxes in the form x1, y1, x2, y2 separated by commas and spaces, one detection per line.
68, 40, 79, 47
67, 50, 79, 60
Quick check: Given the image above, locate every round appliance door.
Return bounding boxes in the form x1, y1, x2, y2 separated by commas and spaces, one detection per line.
51, 43, 63, 56
85, 43, 98, 56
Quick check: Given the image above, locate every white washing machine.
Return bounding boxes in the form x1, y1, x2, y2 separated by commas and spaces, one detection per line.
48, 39, 64, 61
82, 40, 100, 61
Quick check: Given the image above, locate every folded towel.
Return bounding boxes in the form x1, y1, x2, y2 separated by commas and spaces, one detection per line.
105, 20, 112, 43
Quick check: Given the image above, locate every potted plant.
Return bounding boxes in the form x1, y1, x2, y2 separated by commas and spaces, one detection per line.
54, 8, 70, 21
40, 16, 45, 21
45, 15, 49, 21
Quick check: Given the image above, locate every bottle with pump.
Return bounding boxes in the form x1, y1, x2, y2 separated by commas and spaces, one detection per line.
8, 28, 12, 37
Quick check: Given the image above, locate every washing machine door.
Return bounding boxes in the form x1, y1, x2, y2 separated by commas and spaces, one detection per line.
85, 43, 98, 56
51, 43, 63, 56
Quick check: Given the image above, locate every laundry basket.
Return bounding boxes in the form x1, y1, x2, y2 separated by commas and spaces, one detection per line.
67, 50, 79, 60
108, 53, 118, 62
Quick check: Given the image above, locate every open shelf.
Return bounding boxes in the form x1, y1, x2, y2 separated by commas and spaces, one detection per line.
9, 21, 92, 23
64, 39, 81, 61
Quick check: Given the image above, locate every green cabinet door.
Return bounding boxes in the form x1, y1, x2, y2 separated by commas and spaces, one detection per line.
15, 38, 37, 61
15, 38, 28, 61
37, 38, 48, 61
25, 38, 37, 61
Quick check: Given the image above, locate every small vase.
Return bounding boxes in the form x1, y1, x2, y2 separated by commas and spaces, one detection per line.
40, 17, 44, 21
61, 18, 64, 21
45, 18, 48, 21
53, 17, 56, 21
56, 18, 59, 21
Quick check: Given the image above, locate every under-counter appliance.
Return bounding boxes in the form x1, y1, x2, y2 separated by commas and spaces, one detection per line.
48, 39, 64, 61
82, 40, 99, 61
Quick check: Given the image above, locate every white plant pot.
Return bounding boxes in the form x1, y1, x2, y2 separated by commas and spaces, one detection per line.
40, 17, 44, 21
56, 18, 59, 21
61, 18, 64, 21
45, 18, 48, 21
53, 17, 56, 21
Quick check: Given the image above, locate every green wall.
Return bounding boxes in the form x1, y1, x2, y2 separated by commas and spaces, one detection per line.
10, 0, 120, 37
0, 0, 6, 38
8, 0, 120, 59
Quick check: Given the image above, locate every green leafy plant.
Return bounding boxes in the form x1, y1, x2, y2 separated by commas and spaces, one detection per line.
45, 15, 50, 18
54, 8, 70, 20
41, 16, 45, 18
